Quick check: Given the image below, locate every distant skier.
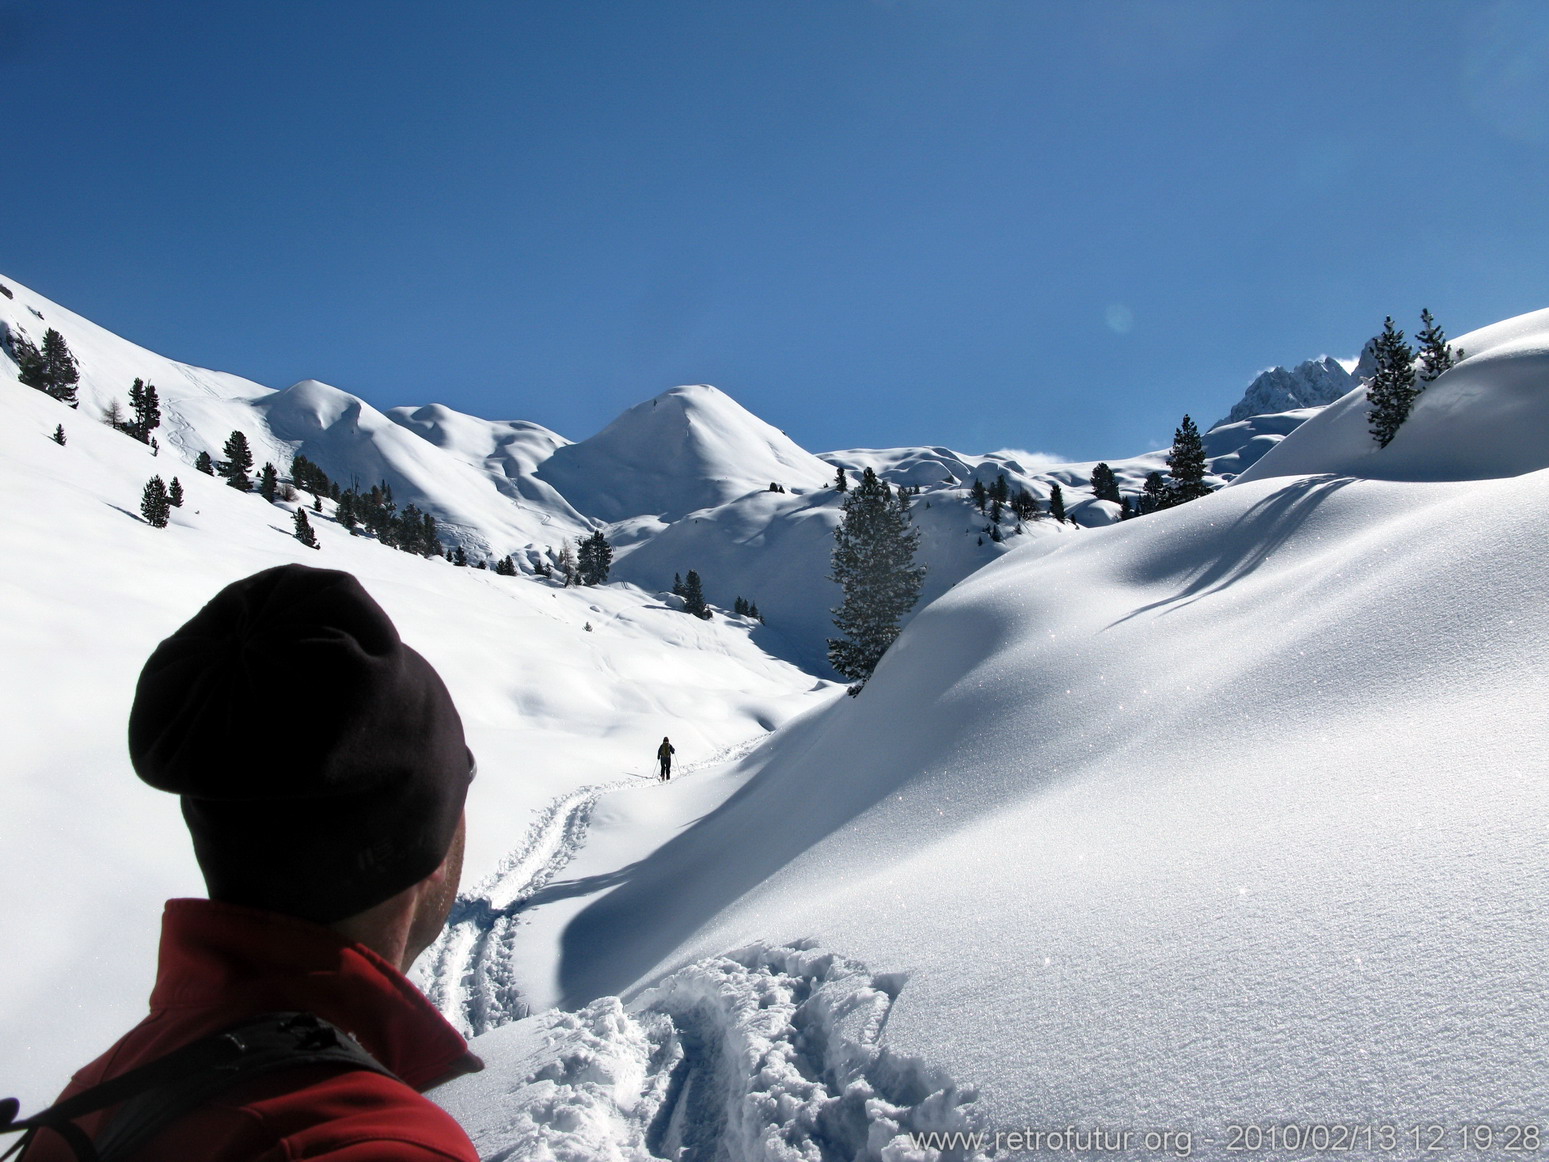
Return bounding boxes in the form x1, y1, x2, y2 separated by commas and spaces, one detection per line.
657, 736, 676, 782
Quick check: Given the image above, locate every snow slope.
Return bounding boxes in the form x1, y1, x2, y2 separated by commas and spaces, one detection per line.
1237, 307, 1549, 484
0, 378, 835, 1111
426, 311, 1549, 1151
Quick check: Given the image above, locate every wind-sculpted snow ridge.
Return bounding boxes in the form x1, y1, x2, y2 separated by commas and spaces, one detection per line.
417, 779, 635, 1036
436, 942, 987, 1162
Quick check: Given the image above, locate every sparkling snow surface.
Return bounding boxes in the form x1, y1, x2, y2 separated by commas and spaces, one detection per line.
4, 272, 1546, 1156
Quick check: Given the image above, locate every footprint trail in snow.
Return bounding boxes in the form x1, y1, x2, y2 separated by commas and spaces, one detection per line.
421, 740, 988, 1160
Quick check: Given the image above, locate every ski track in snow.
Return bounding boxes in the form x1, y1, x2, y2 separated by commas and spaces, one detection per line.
419, 733, 772, 1038
426, 736, 987, 1160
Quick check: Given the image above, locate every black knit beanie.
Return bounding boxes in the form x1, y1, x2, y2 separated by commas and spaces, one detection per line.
128, 564, 472, 924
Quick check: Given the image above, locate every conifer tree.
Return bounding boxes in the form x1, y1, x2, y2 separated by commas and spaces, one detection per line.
556, 541, 576, 585
671, 572, 684, 597
1141, 471, 1169, 514
13, 334, 46, 392
828, 467, 924, 686
576, 530, 613, 586
140, 476, 171, 528
222, 431, 254, 490
1090, 462, 1121, 503
1365, 316, 1418, 448
168, 477, 184, 507
1048, 482, 1067, 523
734, 596, 748, 616
195, 450, 215, 475
293, 507, 319, 549
496, 555, 517, 576
834, 466, 848, 492
52, 424, 67, 446
34, 329, 80, 406
970, 478, 988, 513
127, 379, 161, 443
1416, 308, 1463, 385
681, 570, 709, 618
1011, 488, 1038, 523
991, 474, 1010, 506
260, 463, 280, 502
1165, 414, 1212, 504
1120, 496, 1139, 521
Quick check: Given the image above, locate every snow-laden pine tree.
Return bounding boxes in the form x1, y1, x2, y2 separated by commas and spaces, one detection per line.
828, 467, 924, 687
1165, 415, 1212, 504
1416, 308, 1463, 386
1366, 316, 1418, 448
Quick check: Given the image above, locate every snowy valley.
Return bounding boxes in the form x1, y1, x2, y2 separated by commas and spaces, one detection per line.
2, 271, 1546, 1160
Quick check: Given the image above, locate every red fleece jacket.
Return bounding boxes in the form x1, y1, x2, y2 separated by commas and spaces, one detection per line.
22, 899, 482, 1162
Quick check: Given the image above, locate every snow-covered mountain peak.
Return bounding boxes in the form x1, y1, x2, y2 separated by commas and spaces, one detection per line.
1215, 355, 1354, 428
536, 383, 834, 522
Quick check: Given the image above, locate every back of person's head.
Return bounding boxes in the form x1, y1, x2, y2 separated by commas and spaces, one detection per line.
128, 564, 473, 924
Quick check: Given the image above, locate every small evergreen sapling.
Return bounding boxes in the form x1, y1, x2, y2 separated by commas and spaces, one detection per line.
168, 477, 184, 507
51, 424, 66, 446
140, 476, 171, 528
195, 451, 215, 475
260, 463, 280, 502
292, 507, 320, 549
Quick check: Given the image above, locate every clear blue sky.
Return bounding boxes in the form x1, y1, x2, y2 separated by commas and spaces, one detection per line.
5, 0, 1548, 460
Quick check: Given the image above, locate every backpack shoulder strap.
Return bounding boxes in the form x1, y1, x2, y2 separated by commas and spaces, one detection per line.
1, 1011, 399, 1162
